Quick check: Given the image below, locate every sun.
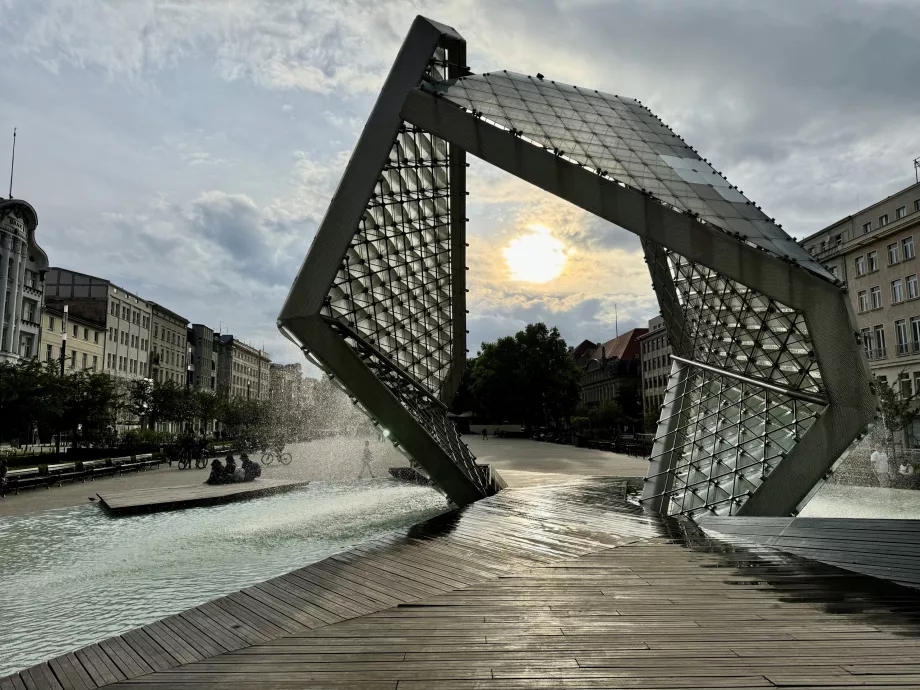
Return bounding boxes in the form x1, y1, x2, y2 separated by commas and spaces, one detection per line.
503, 225, 568, 283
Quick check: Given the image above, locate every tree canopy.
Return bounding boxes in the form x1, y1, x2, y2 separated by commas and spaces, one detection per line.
456, 322, 582, 430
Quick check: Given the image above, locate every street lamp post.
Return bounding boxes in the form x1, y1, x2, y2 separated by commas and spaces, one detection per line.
56, 305, 68, 454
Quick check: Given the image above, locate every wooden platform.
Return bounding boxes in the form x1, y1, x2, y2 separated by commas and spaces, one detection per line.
97, 479, 310, 516
6, 477, 920, 689
704, 515, 920, 589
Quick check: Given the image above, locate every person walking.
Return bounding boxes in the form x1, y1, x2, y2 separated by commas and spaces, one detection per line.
481, 427, 488, 441
870, 447, 891, 488
359, 440, 376, 479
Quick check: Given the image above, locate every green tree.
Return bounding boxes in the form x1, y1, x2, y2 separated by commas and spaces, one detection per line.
876, 374, 919, 461
469, 322, 581, 430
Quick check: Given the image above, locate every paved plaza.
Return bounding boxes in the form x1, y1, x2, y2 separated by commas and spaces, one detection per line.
0, 437, 643, 517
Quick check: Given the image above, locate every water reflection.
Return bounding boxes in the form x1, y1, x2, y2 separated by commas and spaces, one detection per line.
0, 479, 449, 676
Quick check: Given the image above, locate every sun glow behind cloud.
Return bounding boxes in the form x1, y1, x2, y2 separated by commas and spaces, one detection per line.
503, 225, 568, 283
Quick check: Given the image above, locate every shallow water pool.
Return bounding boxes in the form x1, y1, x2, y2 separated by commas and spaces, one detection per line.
0, 479, 449, 676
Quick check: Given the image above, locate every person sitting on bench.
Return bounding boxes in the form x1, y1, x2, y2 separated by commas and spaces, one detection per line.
241, 454, 261, 482
206, 458, 224, 485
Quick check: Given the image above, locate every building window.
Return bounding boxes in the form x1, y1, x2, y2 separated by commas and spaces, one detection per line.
72, 324, 78, 337
70, 351, 76, 369
870, 285, 882, 309
867, 251, 878, 272
21, 299, 36, 323
904, 236, 915, 260
46, 344, 53, 362
862, 328, 872, 357
889, 242, 900, 265
915, 200, 920, 213
896, 320, 909, 355
83, 328, 88, 340
897, 205, 907, 219
874, 325, 887, 358
909, 275, 919, 300
94, 332, 99, 344
48, 316, 55, 331
912, 317, 920, 353
82, 352, 87, 369
892, 279, 904, 303
855, 255, 866, 276
862, 221, 872, 234
879, 214, 889, 227
92, 355, 98, 371
901, 372, 913, 398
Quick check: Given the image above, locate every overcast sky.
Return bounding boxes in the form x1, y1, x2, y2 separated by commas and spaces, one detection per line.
2, 0, 918, 367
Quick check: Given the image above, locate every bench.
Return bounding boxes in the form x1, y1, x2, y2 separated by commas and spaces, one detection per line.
46, 462, 83, 486
4, 468, 46, 494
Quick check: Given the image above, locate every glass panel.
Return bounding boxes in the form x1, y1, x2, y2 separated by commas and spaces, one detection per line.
426, 72, 832, 281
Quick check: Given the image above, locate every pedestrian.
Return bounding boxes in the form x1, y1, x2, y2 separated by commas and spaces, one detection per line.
358, 440, 376, 479
0, 457, 8, 498
481, 427, 488, 441
870, 447, 891, 488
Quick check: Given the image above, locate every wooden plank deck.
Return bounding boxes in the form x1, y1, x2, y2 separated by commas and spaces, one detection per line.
96, 479, 310, 515
7, 477, 920, 689
704, 515, 920, 589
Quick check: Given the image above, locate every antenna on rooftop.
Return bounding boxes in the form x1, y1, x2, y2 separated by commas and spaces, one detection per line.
8, 128, 16, 199
914, 156, 919, 184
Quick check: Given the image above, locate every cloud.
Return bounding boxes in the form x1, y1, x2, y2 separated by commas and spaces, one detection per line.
4, 0, 919, 365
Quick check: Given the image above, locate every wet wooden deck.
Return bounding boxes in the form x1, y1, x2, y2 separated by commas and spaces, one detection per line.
97, 479, 310, 516
6, 477, 920, 689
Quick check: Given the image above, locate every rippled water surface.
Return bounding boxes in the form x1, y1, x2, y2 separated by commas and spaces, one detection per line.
0, 479, 449, 676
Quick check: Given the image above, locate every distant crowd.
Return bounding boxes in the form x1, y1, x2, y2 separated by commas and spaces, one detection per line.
206, 453, 261, 485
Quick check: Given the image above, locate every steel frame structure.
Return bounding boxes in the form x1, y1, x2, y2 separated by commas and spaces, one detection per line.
279, 16, 875, 514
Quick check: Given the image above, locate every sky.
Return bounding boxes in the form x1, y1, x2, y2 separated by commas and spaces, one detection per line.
1, 0, 918, 368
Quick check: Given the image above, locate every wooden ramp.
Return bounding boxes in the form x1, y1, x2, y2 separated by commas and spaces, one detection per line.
97, 479, 309, 516
7, 477, 920, 689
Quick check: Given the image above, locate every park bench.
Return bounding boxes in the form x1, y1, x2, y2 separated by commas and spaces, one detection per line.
46, 462, 82, 486
81, 459, 117, 481
4, 467, 44, 494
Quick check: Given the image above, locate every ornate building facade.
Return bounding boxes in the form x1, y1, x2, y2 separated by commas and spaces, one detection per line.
0, 199, 48, 364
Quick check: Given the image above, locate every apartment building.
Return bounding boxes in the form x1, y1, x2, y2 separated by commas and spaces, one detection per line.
45, 269, 152, 380
270, 363, 305, 404
572, 329, 646, 409
638, 315, 672, 421
189, 323, 218, 393
0, 199, 49, 363
149, 302, 189, 386
217, 334, 271, 401
39, 306, 106, 373
801, 180, 920, 398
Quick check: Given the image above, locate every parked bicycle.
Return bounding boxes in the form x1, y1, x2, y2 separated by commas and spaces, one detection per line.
177, 452, 208, 470
260, 447, 292, 466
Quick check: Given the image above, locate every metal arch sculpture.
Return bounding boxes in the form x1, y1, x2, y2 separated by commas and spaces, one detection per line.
279, 15, 875, 515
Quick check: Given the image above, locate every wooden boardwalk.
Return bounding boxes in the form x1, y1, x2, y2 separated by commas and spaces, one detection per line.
97, 479, 310, 515
6, 477, 920, 689
704, 515, 920, 588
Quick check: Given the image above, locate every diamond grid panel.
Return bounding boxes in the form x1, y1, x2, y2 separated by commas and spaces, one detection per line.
331, 323, 487, 495
651, 247, 824, 396
319, 43, 486, 496
654, 363, 824, 518
325, 49, 456, 399
423, 71, 832, 280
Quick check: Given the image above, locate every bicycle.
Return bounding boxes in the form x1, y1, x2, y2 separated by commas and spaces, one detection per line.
177, 449, 209, 470
260, 448, 292, 466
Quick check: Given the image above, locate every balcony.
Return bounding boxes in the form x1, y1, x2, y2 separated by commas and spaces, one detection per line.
866, 347, 888, 361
